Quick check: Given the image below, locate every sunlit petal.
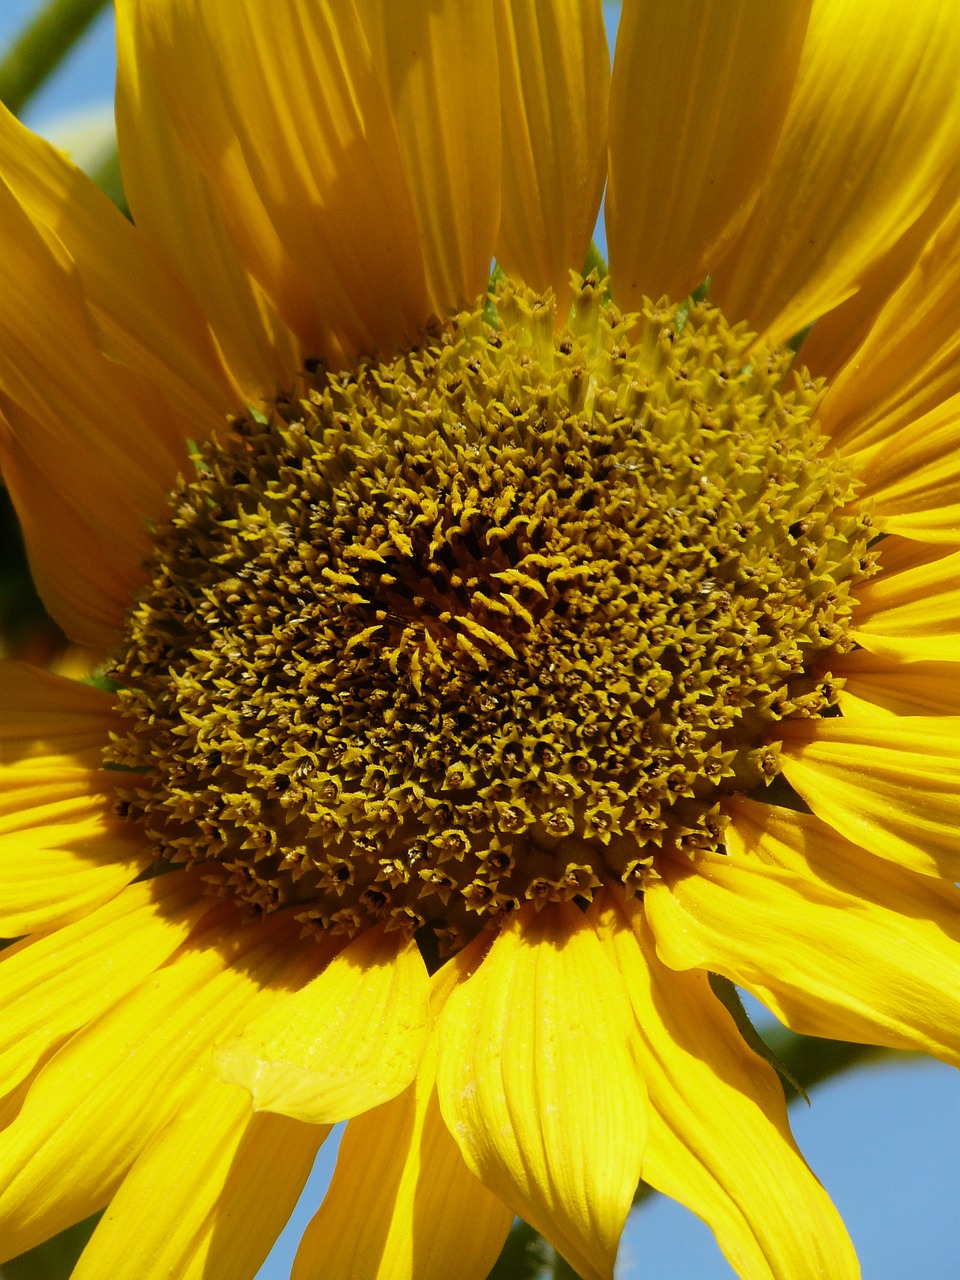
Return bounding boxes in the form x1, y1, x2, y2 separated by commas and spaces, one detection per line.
712, 0, 960, 346
436, 903, 646, 1280
495, 0, 608, 308
216, 924, 429, 1125
608, 0, 812, 307
647, 799, 960, 1064
593, 889, 858, 1280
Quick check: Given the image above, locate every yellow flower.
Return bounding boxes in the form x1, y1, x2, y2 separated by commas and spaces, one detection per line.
2, 2, 960, 1278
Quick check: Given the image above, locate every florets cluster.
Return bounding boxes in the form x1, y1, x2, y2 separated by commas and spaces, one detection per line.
109, 276, 875, 950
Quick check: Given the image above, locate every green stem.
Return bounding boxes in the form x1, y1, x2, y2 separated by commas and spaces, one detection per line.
0, 0, 110, 117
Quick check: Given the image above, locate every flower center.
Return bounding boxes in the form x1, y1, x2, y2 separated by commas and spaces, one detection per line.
108, 275, 874, 952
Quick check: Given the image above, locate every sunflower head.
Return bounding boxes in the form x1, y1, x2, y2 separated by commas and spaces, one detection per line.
107, 274, 874, 952
3, 4, 960, 1279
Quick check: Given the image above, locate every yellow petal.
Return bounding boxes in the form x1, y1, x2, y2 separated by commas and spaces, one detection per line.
0, 171, 190, 647
115, 0, 305, 394
0, 751, 108, 819
647, 798, 960, 1066
359, 0, 501, 317
0, 100, 237, 429
0, 666, 112, 800
835, 650, 960, 718
216, 923, 429, 1125
202, 0, 432, 356
711, 0, 960, 346
607, 0, 812, 307
436, 901, 646, 1280
117, 0, 435, 382
292, 939, 511, 1280
850, 544, 960, 662
864, 532, 956, 578
494, 0, 608, 309
0, 659, 116, 750
819, 194, 960, 450
842, 392, 960, 542
592, 889, 859, 1280
0, 414, 135, 651
793, 189, 960, 383
0, 181, 188, 476
780, 716, 960, 880
0, 662, 146, 933
0, 806, 147, 938
72, 1080, 326, 1280
0, 871, 205, 1099
0, 910, 320, 1262
0, 1049, 52, 1134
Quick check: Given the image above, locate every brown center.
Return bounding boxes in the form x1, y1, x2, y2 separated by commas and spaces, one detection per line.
106, 275, 875, 953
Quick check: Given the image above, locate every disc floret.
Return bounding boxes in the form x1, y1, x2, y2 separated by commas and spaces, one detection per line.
108, 275, 875, 951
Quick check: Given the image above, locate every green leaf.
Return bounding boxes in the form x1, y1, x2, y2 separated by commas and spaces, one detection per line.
550, 1251, 583, 1279
487, 1219, 551, 1280
0, 1212, 102, 1280
0, 484, 62, 655
0, 0, 110, 117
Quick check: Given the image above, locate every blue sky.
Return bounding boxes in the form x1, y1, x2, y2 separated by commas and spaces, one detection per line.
1, 3, 958, 1277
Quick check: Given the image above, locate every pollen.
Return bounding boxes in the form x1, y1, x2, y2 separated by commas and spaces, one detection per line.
107, 274, 876, 951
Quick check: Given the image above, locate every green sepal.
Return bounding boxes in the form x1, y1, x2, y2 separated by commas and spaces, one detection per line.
675, 277, 711, 337
483, 263, 507, 329
89, 146, 130, 219
184, 437, 213, 478
690, 276, 712, 303
582, 240, 609, 279
708, 971, 809, 1104
82, 672, 121, 694
786, 321, 816, 355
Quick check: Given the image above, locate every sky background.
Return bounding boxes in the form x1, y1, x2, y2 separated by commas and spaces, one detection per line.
0, 2, 958, 1277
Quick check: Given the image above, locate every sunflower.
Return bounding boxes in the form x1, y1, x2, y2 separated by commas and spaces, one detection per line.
2, 1, 960, 1277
